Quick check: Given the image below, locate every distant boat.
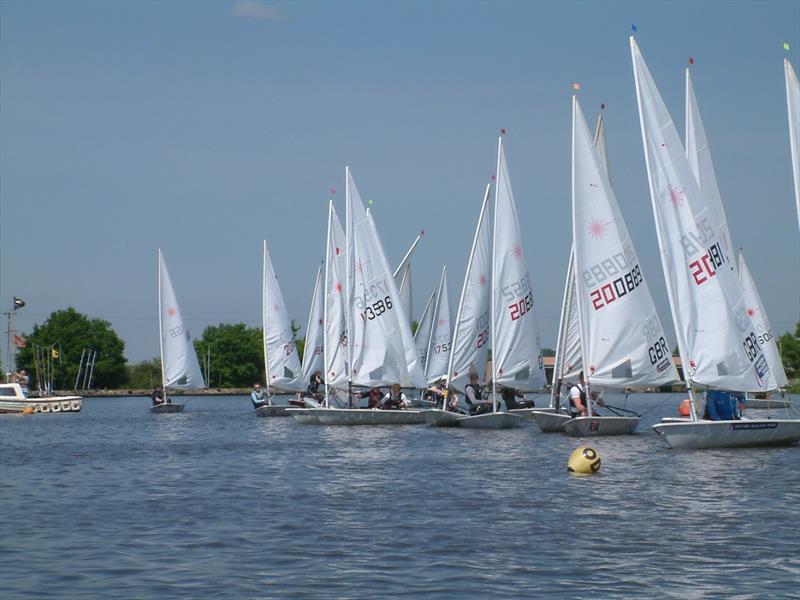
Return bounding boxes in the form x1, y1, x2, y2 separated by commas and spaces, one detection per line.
301, 264, 324, 384
393, 231, 424, 327
154, 249, 205, 413
631, 37, 800, 448
255, 241, 305, 417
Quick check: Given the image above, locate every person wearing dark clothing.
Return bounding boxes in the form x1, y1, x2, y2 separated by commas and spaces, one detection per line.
465, 373, 492, 416
381, 384, 408, 410
501, 386, 535, 410
151, 384, 166, 407
307, 371, 325, 402
366, 387, 383, 409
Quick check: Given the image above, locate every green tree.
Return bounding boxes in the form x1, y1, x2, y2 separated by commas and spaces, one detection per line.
126, 357, 162, 389
194, 323, 263, 388
778, 322, 800, 381
15, 307, 127, 389
292, 319, 304, 361
541, 347, 555, 357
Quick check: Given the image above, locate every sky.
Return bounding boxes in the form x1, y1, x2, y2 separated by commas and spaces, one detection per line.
1, 0, 798, 365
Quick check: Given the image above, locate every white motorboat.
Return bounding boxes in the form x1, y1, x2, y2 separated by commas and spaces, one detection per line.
0, 383, 81, 415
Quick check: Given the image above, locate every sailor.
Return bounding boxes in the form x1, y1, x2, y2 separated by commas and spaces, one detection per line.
17, 370, 29, 398
465, 372, 491, 415
381, 383, 409, 410
151, 384, 166, 407
500, 385, 535, 410
569, 373, 603, 417
250, 382, 270, 409
307, 371, 325, 402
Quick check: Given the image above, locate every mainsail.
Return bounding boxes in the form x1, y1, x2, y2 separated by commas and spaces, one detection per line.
425, 266, 452, 383
262, 241, 304, 392
492, 137, 546, 391
158, 249, 205, 389
346, 168, 425, 387
631, 36, 769, 392
738, 251, 788, 389
393, 232, 423, 325
324, 201, 349, 388
301, 264, 324, 384
572, 96, 678, 389
685, 68, 735, 268
446, 184, 492, 390
786, 58, 800, 231
413, 290, 437, 372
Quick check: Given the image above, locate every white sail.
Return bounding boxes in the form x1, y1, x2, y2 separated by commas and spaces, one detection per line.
262, 241, 304, 392
446, 184, 492, 390
631, 36, 769, 392
738, 251, 788, 388
324, 201, 349, 388
393, 232, 423, 323
492, 138, 546, 391
550, 248, 582, 407
685, 68, 735, 267
346, 168, 425, 387
425, 266, 452, 383
413, 290, 437, 372
301, 264, 324, 384
572, 96, 679, 389
158, 250, 205, 389
786, 59, 800, 231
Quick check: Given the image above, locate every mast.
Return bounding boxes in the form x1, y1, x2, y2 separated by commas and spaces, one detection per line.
550, 247, 576, 409
157, 250, 166, 391
630, 37, 698, 420
491, 137, 501, 414
344, 167, 353, 406
445, 183, 491, 393
302, 264, 323, 378
261, 240, 271, 396
425, 266, 447, 383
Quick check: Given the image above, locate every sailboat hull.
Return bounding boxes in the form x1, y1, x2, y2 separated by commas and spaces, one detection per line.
506, 408, 539, 421
291, 408, 426, 426
652, 419, 800, 449
744, 398, 792, 410
562, 416, 639, 436
254, 405, 293, 417
530, 410, 572, 432
286, 408, 321, 424
422, 409, 461, 427
150, 403, 185, 414
456, 412, 523, 429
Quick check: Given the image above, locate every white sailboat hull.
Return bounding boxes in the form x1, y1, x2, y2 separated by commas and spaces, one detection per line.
293, 408, 426, 426
254, 405, 293, 417
150, 403, 185, 414
0, 397, 82, 415
506, 408, 539, 421
744, 398, 792, 410
652, 419, 800, 449
530, 410, 572, 432
562, 416, 640, 437
456, 412, 524, 429
286, 408, 321, 424
422, 409, 461, 427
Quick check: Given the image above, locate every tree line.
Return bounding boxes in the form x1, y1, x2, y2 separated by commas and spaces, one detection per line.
11, 307, 800, 391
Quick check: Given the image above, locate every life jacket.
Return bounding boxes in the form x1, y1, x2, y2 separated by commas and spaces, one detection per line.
465, 383, 483, 404
569, 384, 586, 411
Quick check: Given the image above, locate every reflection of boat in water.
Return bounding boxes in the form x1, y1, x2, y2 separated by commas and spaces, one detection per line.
0, 383, 81, 414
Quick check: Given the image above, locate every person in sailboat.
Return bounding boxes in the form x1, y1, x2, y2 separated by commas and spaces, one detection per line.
444, 386, 464, 414
500, 385, 535, 410
151, 384, 166, 407
425, 379, 446, 408
568, 373, 603, 418
307, 371, 325, 402
703, 390, 745, 421
465, 372, 492, 416
381, 384, 411, 410
251, 382, 272, 409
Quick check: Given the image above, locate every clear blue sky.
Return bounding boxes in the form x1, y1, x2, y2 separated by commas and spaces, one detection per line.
1, 0, 798, 363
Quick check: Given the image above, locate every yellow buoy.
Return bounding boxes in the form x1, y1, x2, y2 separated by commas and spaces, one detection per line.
21, 406, 34, 415
567, 446, 601, 475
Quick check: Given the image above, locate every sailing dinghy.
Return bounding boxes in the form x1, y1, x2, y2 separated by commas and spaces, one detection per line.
255, 241, 305, 417
154, 249, 205, 413
631, 37, 800, 448
563, 96, 679, 436
786, 58, 800, 231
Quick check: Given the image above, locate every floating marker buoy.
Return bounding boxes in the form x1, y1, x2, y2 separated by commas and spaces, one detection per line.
678, 398, 691, 417
22, 406, 34, 415
567, 446, 601, 475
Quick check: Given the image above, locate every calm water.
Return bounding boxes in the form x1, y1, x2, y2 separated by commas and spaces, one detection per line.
1, 393, 798, 599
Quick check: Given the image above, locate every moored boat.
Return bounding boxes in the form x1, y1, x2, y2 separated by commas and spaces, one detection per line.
0, 383, 82, 415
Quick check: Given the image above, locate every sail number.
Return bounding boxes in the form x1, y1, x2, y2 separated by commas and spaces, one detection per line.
648, 336, 669, 365
589, 265, 643, 310
688, 242, 725, 286
433, 341, 451, 354
742, 332, 762, 362
476, 310, 490, 349
509, 291, 534, 321
360, 296, 393, 322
